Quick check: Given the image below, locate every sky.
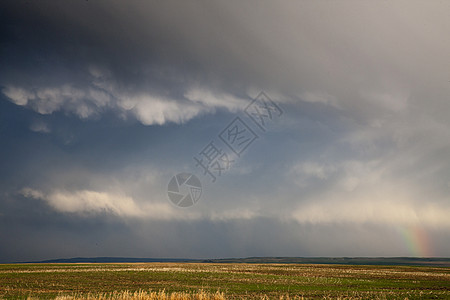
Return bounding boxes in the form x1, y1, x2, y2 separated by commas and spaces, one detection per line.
1, 0, 450, 262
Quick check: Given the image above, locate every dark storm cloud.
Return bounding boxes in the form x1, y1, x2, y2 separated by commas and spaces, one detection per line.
0, 0, 261, 125
1, 1, 450, 262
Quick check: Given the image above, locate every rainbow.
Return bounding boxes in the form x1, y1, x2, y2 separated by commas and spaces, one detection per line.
397, 226, 433, 257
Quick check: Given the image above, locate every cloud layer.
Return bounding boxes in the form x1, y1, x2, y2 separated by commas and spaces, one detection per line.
1, 0, 450, 261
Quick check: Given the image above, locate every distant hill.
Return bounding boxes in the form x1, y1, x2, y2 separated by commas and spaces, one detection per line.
22, 257, 450, 267
33, 257, 195, 264
199, 257, 450, 267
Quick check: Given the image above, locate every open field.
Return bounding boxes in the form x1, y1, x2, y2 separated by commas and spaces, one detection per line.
1, 263, 450, 299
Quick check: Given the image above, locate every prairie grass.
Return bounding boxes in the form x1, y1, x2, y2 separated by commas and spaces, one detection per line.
41, 290, 305, 300
50, 290, 225, 300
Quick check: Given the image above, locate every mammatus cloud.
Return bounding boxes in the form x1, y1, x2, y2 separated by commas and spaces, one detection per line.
2, 85, 111, 118
2, 83, 248, 126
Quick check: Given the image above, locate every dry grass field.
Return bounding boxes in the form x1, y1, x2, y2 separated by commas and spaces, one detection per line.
1, 263, 449, 299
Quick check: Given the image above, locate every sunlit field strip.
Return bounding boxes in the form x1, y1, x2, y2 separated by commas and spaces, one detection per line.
2, 263, 449, 279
